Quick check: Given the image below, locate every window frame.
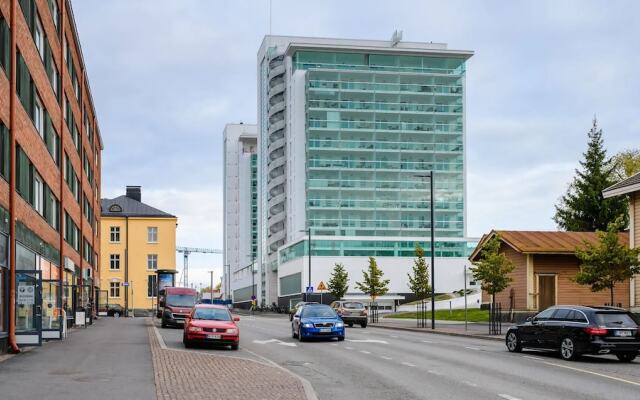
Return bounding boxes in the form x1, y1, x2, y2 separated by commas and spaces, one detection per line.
110, 226, 120, 243
147, 254, 158, 270
109, 282, 120, 298
109, 254, 120, 271
147, 226, 158, 243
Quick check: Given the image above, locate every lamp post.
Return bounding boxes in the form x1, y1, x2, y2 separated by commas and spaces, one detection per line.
224, 264, 231, 301
415, 171, 436, 330
246, 255, 256, 306
299, 229, 311, 301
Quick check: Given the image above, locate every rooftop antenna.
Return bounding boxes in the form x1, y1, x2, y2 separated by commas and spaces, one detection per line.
269, 0, 272, 35
390, 30, 403, 47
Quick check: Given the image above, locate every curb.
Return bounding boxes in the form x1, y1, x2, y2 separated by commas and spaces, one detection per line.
369, 324, 504, 342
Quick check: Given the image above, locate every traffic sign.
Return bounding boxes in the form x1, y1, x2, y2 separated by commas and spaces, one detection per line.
251, 295, 256, 300
306, 286, 314, 294
123, 282, 129, 287
317, 281, 327, 291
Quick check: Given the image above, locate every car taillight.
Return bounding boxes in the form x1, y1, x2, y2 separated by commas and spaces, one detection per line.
584, 327, 608, 336
188, 326, 203, 332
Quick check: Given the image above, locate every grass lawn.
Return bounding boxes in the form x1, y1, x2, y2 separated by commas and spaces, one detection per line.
384, 309, 489, 322
403, 294, 453, 306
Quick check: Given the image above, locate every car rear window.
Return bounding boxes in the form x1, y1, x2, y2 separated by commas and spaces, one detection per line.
343, 302, 364, 309
595, 312, 638, 328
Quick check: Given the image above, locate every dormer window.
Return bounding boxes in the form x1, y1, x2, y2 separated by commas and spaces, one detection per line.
108, 204, 122, 213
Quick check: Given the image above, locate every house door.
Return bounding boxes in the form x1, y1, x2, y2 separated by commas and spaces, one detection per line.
15, 271, 42, 346
538, 275, 556, 311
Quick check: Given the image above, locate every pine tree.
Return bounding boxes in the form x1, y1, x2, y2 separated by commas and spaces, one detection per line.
470, 234, 515, 310
554, 118, 628, 231
407, 244, 431, 300
328, 263, 349, 300
355, 257, 390, 301
575, 216, 640, 305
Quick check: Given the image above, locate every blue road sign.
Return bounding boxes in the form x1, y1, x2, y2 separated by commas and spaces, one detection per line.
306, 286, 314, 294
122, 282, 129, 287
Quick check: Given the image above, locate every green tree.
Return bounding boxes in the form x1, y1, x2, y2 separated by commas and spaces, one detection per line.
407, 245, 431, 300
553, 118, 628, 231
355, 257, 390, 301
575, 216, 640, 306
613, 149, 640, 180
328, 262, 349, 300
471, 234, 515, 309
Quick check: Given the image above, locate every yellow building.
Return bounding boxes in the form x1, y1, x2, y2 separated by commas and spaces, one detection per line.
99, 186, 177, 315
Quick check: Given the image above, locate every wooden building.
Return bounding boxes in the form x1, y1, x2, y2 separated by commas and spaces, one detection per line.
469, 231, 630, 311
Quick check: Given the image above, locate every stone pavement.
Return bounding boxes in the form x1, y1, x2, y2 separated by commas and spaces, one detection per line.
147, 322, 309, 400
0, 317, 156, 400
372, 317, 505, 341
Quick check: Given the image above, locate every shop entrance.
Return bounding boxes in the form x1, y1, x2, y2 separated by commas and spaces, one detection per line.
15, 270, 42, 346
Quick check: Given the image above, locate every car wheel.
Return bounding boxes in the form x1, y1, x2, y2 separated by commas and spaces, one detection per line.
361, 322, 367, 328
337, 336, 345, 341
616, 352, 637, 363
161, 320, 167, 328
506, 331, 522, 353
298, 328, 305, 342
231, 344, 239, 351
560, 337, 580, 361
114, 312, 120, 318
348, 323, 354, 328
292, 325, 298, 339
183, 334, 191, 349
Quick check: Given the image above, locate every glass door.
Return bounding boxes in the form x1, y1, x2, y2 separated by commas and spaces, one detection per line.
15, 271, 42, 346
42, 280, 62, 339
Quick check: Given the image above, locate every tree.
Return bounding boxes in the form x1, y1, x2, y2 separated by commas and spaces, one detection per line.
328, 263, 349, 300
470, 234, 515, 309
407, 244, 431, 300
613, 149, 640, 180
355, 257, 390, 301
575, 216, 640, 305
553, 118, 628, 231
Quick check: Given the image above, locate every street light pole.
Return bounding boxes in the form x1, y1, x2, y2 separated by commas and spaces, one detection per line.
299, 229, 311, 301
209, 270, 214, 303
416, 171, 436, 330
224, 264, 230, 301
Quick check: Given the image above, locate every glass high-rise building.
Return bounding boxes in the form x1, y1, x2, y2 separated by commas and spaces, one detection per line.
257, 35, 477, 307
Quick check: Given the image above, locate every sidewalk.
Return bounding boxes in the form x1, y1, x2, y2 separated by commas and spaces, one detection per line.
0, 318, 156, 400
371, 317, 506, 341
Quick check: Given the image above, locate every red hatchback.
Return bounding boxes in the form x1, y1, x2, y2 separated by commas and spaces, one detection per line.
183, 304, 240, 350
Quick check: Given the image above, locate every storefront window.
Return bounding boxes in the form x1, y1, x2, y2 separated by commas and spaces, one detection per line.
42, 281, 60, 330
16, 243, 36, 269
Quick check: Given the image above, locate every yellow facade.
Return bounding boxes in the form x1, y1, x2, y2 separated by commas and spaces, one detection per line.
100, 216, 177, 311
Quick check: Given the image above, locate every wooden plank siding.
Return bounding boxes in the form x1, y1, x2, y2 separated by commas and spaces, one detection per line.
633, 193, 640, 306
481, 243, 527, 309
533, 254, 629, 309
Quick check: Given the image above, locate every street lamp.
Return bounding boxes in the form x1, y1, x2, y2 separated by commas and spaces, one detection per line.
299, 228, 311, 301
415, 171, 436, 330
246, 254, 256, 303
224, 264, 231, 301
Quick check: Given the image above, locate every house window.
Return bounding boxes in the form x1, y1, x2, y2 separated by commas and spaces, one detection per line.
48, 0, 59, 32
147, 275, 157, 297
109, 282, 120, 298
110, 226, 120, 242
34, 16, 44, 60
110, 254, 120, 270
33, 173, 43, 215
34, 95, 44, 137
147, 254, 157, 270
147, 227, 158, 243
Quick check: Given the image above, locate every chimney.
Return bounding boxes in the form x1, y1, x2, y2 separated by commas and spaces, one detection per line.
126, 186, 141, 202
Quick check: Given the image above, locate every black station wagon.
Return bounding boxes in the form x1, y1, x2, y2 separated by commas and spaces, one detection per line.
505, 305, 640, 362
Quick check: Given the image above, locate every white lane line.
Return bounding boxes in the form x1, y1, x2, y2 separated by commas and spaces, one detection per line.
345, 339, 389, 344
421, 340, 434, 343
543, 361, 640, 387
345, 346, 354, 350
522, 355, 543, 361
401, 361, 416, 367
389, 335, 399, 338
428, 370, 445, 376
253, 339, 279, 344
360, 350, 371, 354
463, 381, 478, 387
464, 346, 481, 351
498, 395, 522, 400
331, 343, 338, 346
380, 356, 393, 360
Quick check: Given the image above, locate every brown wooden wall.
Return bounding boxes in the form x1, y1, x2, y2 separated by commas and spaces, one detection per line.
481, 243, 527, 309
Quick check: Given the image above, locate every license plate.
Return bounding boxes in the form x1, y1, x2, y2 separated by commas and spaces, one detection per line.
615, 330, 633, 337
319, 328, 331, 333
207, 334, 222, 339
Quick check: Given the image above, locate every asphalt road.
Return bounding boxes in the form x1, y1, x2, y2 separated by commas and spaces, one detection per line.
157, 315, 640, 400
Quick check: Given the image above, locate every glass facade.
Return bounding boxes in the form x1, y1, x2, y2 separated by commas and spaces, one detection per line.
294, 50, 466, 240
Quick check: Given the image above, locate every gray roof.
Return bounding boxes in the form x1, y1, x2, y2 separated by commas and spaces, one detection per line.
101, 196, 176, 218
602, 172, 640, 198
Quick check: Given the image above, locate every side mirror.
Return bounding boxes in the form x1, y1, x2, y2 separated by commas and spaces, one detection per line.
233, 316, 240, 322
526, 317, 532, 322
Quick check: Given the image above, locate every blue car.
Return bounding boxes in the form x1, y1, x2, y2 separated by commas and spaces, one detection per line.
292, 304, 345, 341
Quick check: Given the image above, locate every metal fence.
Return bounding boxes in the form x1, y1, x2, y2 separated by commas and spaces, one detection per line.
417, 300, 428, 328
489, 302, 502, 335
369, 303, 379, 323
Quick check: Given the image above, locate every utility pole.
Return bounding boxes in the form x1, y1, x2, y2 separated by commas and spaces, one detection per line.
209, 270, 214, 302
224, 264, 231, 301
415, 172, 436, 329
299, 228, 311, 301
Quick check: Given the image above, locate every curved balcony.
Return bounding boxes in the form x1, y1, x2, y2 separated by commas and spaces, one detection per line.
268, 82, 285, 99
269, 219, 285, 235
268, 191, 286, 211
268, 119, 285, 136
268, 210, 286, 227
268, 63, 286, 81
269, 235, 286, 253
268, 154, 286, 171
268, 136, 285, 154
268, 100, 285, 117
269, 201, 285, 216
268, 173, 285, 188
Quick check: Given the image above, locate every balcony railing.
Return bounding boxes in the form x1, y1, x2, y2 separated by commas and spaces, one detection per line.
307, 178, 463, 191
308, 158, 463, 172
308, 139, 462, 153
308, 99, 462, 114
308, 79, 463, 94
295, 62, 465, 75
308, 119, 462, 133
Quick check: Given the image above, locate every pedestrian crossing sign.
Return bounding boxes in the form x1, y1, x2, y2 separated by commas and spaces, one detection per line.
317, 281, 327, 291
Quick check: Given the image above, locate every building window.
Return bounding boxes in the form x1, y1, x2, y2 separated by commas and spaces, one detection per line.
34, 95, 44, 137
1, 16, 10, 76
110, 254, 120, 270
147, 254, 157, 270
147, 275, 157, 297
34, 16, 44, 60
110, 226, 120, 242
33, 173, 43, 215
147, 227, 158, 243
48, 0, 60, 33
109, 282, 120, 298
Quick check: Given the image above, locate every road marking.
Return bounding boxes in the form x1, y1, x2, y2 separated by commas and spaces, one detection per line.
522, 355, 543, 361
253, 339, 279, 345
331, 343, 338, 346
345, 346, 354, 350
498, 395, 522, 400
360, 350, 371, 354
380, 356, 393, 360
543, 361, 640, 387
462, 381, 478, 387
401, 362, 416, 367
421, 340, 434, 343
345, 339, 389, 344
464, 346, 481, 351
389, 335, 399, 338
252, 339, 297, 347
428, 370, 444, 376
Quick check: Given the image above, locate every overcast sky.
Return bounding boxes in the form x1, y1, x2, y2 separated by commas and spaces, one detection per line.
72, 0, 640, 287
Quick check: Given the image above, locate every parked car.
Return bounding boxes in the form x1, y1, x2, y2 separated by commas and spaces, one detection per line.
330, 301, 368, 328
505, 305, 640, 362
159, 287, 198, 328
289, 301, 318, 321
107, 304, 123, 317
183, 304, 240, 350
291, 304, 345, 342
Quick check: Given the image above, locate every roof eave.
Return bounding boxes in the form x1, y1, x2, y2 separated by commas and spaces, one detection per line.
603, 182, 640, 198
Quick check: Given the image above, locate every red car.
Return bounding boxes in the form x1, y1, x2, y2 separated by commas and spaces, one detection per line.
182, 304, 240, 350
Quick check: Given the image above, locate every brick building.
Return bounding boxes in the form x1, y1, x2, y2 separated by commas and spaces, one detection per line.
0, 0, 102, 353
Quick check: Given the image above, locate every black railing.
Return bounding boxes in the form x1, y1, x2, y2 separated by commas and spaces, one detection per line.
369, 303, 379, 323
417, 300, 428, 328
490, 302, 502, 335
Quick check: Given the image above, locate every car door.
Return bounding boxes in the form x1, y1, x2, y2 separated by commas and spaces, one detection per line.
543, 308, 571, 348
521, 308, 555, 347
292, 306, 303, 333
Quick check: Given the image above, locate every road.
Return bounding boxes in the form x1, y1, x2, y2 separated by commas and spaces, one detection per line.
156, 315, 640, 400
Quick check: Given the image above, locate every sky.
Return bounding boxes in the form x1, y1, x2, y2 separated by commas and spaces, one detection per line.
71, 0, 640, 288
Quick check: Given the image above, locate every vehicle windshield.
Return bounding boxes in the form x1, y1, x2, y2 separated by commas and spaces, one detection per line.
302, 306, 337, 318
166, 294, 196, 308
595, 312, 638, 328
192, 308, 231, 321
343, 302, 364, 309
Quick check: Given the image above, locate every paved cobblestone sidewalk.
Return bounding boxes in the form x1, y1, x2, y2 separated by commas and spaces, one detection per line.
147, 324, 308, 400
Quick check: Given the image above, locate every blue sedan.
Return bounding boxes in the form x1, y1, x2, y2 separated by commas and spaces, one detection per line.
292, 304, 345, 341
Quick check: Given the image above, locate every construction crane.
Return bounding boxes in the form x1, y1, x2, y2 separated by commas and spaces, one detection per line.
176, 247, 222, 287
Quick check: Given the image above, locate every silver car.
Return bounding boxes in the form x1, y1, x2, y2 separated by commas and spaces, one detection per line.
330, 301, 368, 328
